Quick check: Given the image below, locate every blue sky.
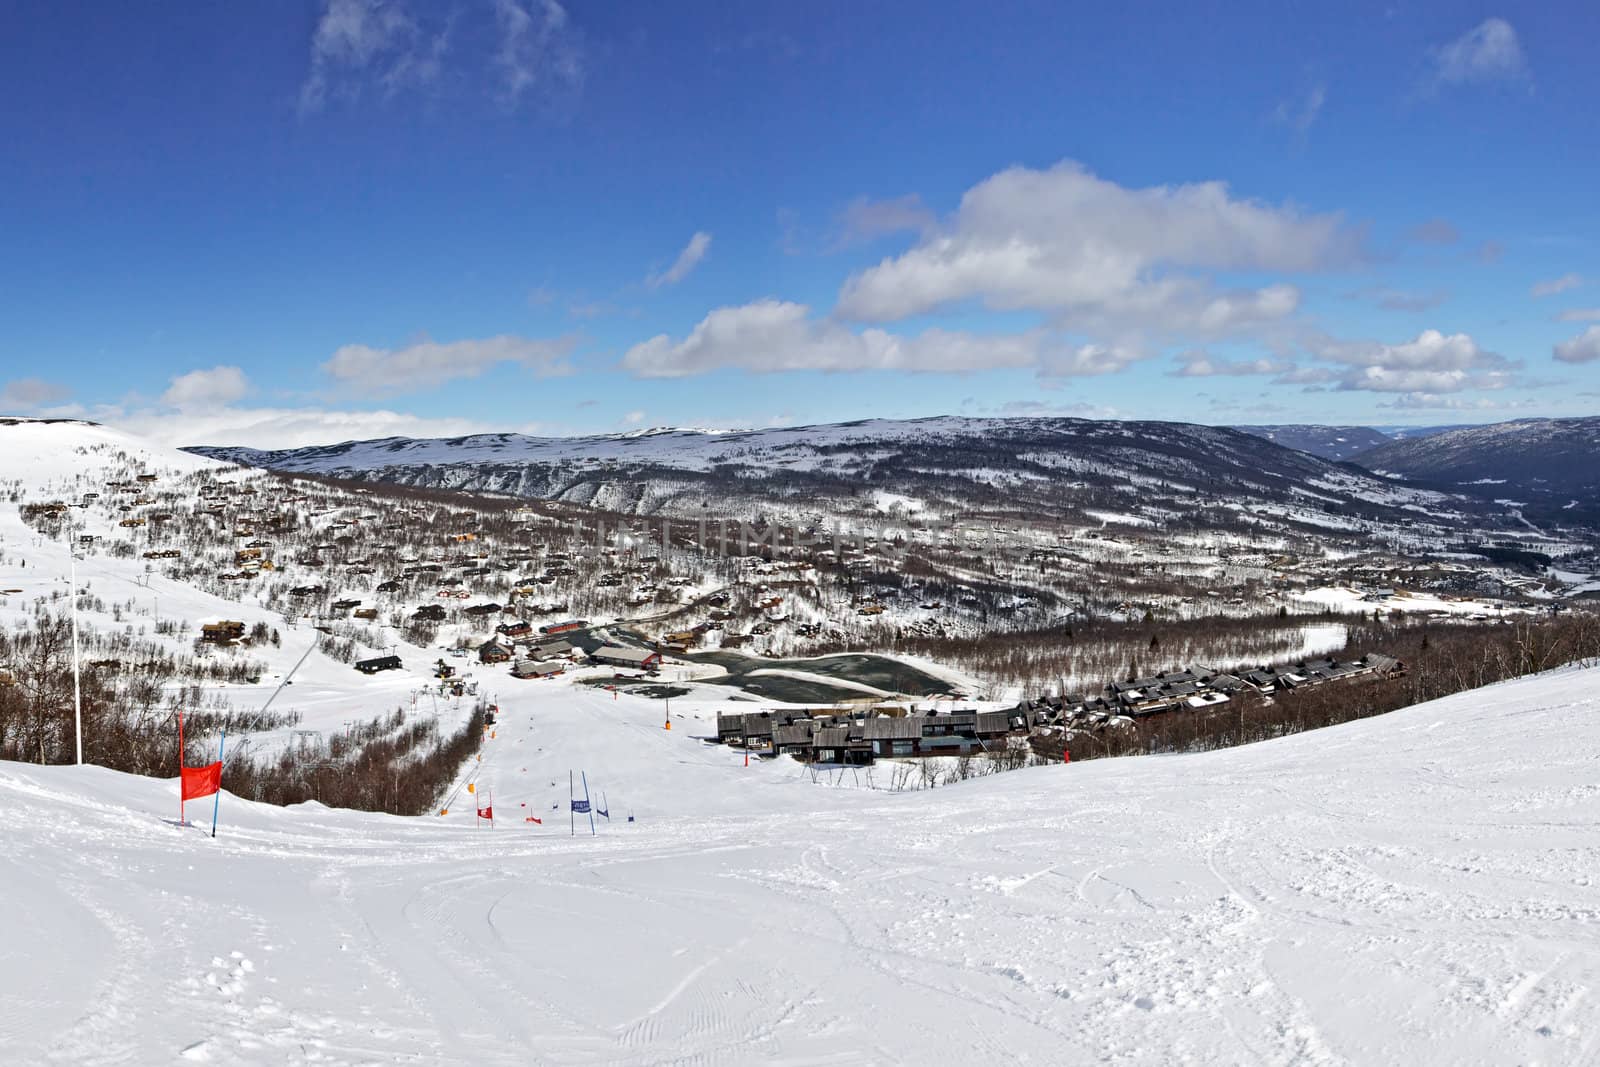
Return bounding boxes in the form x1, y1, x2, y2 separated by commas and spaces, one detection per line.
1, 1, 1597, 447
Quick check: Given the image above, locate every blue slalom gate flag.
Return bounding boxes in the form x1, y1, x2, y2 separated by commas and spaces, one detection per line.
571, 799, 591, 813
596, 806, 609, 820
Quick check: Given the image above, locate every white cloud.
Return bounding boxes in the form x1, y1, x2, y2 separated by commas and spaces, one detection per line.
1168, 350, 1293, 378
1554, 325, 1600, 365
1, 378, 71, 412
1379, 394, 1537, 412
114, 406, 526, 450
298, 0, 579, 114
988, 399, 1122, 419
1040, 344, 1144, 378
320, 334, 574, 395
646, 232, 712, 289
1557, 308, 1600, 322
621, 299, 1130, 379
834, 160, 1353, 339
1429, 18, 1527, 87
1531, 273, 1582, 298
1308, 328, 1512, 393
45, 397, 532, 450
161, 366, 250, 411
622, 410, 646, 425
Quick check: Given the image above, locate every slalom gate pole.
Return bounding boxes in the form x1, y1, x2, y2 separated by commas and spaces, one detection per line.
211, 731, 225, 838
582, 771, 596, 836
569, 770, 574, 837
178, 710, 185, 826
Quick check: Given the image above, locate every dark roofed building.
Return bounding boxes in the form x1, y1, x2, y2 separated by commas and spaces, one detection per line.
355, 655, 402, 675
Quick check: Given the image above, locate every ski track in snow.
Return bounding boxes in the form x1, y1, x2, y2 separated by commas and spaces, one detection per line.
2, 662, 1600, 1064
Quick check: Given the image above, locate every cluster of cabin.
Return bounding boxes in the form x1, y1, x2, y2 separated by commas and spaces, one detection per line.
715, 705, 1027, 765
1060, 654, 1404, 721
474, 621, 580, 680
505, 641, 660, 681
711, 652, 1405, 765
459, 620, 660, 682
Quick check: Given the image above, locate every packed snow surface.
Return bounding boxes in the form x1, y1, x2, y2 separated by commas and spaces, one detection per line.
4, 663, 1599, 1065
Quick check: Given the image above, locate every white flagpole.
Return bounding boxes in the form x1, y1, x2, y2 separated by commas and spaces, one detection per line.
68, 530, 83, 766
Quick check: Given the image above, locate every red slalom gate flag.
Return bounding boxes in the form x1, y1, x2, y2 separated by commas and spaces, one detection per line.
182, 761, 222, 801
476, 805, 493, 820
525, 816, 542, 825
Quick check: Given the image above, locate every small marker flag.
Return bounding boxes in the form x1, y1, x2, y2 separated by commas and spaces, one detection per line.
181, 761, 222, 801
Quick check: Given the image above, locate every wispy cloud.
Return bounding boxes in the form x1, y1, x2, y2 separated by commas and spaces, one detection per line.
1407, 218, 1460, 245
1379, 393, 1538, 412
1347, 286, 1449, 312
321, 334, 575, 395
987, 399, 1122, 419
492, 0, 583, 109
646, 232, 713, 289
622, 299, 1133, 378
835, 194, 935, 246
1168, 350, 1293, 377
1427, 17, 1528, 89
1557, 307, 1600, 323
1531, 273, 1582, 298
298, 0, 581, 115
1, 377, 72, 412
1272, 83, 1327, 140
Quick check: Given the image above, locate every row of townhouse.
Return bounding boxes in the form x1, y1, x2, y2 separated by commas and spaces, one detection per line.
712, 653, 1406, 764
715, 705, 1034, 765
1056, 653, 1405, 721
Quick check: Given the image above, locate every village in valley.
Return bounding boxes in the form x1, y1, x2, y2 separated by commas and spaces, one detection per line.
6, 417, 1587, 798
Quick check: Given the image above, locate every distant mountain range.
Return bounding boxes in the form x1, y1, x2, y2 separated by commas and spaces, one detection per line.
1229, 425, 1393, 461
1229, 423, 1466, 461
1353, 416, 1600, 527
187, 416, 1496, 545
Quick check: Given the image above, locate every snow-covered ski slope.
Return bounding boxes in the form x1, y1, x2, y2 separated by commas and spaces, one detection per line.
4, 663, 1598, 1065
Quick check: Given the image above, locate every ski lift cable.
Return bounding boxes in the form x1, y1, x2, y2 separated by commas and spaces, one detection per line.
220, 638, 318, 771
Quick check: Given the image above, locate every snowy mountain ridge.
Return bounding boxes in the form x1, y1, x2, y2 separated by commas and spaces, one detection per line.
186, 415, 1497, 543
1353, 415, 1600, 526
